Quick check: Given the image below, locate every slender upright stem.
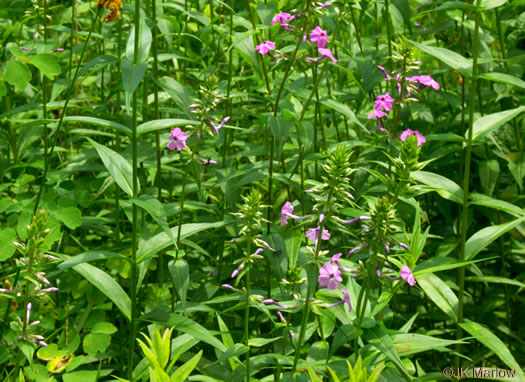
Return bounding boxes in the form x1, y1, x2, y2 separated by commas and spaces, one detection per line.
266, 0, 312, 233
128, 0, 142, 377
456, 1, 480, 368
244, 234, 252, 381
33, 7, 102, 215
292, 193, 332, 371
151, 0, 164, 287
384, 0, 394, 75
41, 0, 49, 176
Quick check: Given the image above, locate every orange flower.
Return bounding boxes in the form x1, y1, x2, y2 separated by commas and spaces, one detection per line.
97, 0, 123, 23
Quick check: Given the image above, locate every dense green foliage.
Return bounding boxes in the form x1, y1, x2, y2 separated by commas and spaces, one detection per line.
0, 0, 524, 381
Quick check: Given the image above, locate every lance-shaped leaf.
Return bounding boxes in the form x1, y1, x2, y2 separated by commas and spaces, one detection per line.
460, 320, 524, 380
87, 138, 138, 197
73, 263, 131, 321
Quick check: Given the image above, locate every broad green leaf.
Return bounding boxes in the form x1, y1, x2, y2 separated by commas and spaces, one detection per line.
411, 171, 464, 203
392, 333, 466, 356
169, 259, 189, 313
63, 371, 101, 382
0, 227, 16, 261
408, 40, 472, 76
321, 98, 367, 133
470, 106, 525, 142
326, 367, 341, 382
73, 263, 132, 321
470, 193, 525, 217
6, 61, 31, 91
465, 276, 525, 288
257, 2, 275, 25
52, 207, 81, 229
480, 0, 508, 9
479, 159, 499, 196
248, 337, 283, 347
31, 53, 61, 79
465, 216, 525, 259
142, 309, 227, 352
57, 251, 129, 271
364, 324, 410, 380
214, 344, 248, 365
307, 341, 329, 363
269, 115, 290, 158
414, 256, 490, 275
121, 59, 147, 96
0, 80, 7, 98
479, 72, 525, 89
137, 221, 225, 263
91, 322, 118, 335
62, 116, 131, 136
170, 350, 202, 382
306, 366, 323, 382
156, 77, 194, 112
232, 31, 260, 78
137, 119, 198, 136
131, 197, 176, 248
217, 315, 239, 370
418, 1, 476, 14
83, 333, 110, 356
417, 273, 458, 321
126, 17, 152, 64
459, 320, 524, 380
87, 138, 138, 197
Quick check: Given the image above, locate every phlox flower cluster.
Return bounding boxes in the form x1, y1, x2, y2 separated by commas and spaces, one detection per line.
369, 64, 439, 140
256, 5, 337, 63
166, 89, 230, 166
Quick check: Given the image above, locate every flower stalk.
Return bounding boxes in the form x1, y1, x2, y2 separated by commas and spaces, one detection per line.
456, 0, 481, 369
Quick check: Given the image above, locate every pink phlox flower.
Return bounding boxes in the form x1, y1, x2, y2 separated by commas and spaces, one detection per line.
167, 127, 188, 151
305, 226, 331, 244
406, 75, 440, 90
231, 263, 244, 278
263, 299, 290, 309
400, 129, 426, 146
272, 12, 292, 26
341, 216, 371, 224
318, 263, 342, 290
374, 92, 394, 112
309, 26, 329, 48
316, 47, 337, 63
280, 201, 306, 226
368, 109, 388, 120
401, 265, 416, 286
256, 41, 275, 55
211, 116, 230, 134
341, 287, 352, 312
330, 253, 352, 272
348, 243, 367, 256
377, 65, 391, 79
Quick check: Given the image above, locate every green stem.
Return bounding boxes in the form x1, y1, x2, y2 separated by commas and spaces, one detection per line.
151, 0, 164, 286
33, 7, 102, 215
244, 234, 252, 381
292, 193, 332, 371
128, 0, 142, 377
175, 132, 202, 263
456, 0, 480, 369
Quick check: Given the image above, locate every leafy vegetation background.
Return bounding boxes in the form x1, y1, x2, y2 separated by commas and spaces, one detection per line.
0, 0, 524, 381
